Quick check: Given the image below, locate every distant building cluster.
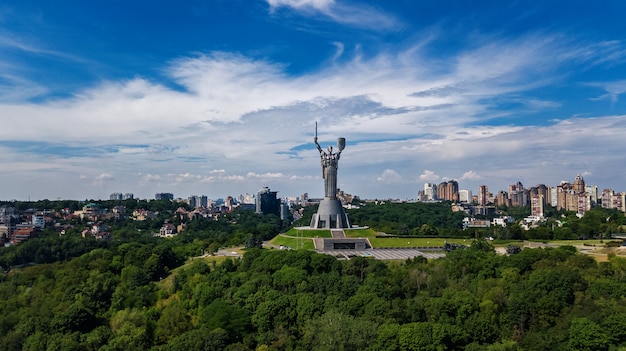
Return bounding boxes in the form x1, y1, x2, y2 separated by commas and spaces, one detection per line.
0, 206, 47, 246
154, 193, 174, 201
109, 192, 134, 200
419, 173, 625, 218
4, 182, 354, 246
299, 188, 357, 208
420, 181, 460, 202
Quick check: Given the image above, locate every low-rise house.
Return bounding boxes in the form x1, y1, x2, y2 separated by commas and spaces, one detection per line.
82, 224, 111, 240
10, 226, 37, 245
133, 209, 158, 221
112, 206, 127, 220
462, 217, 491, 230
158, 223, 177, 237
492, 216, 515, 227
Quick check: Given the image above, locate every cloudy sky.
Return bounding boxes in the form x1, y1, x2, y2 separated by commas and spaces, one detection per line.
1, 0, 626, 201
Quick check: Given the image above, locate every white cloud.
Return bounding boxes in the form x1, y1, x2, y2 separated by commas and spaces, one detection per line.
377, 169, 402, 183
267, 0, 334, 12
91, 173, 114, 187
586, 80, 626, 103
266, 0, 398, 30
418, 170, 439, 182
1, 31, 626, 200
246, 172, 286, 179
460, 170, 481, 181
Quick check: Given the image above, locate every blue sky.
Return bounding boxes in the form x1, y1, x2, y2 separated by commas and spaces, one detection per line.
1, 0, 626, 200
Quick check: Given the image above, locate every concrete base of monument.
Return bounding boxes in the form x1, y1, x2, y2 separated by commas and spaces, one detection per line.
320, 237, 371, 250
309, 198, 351, 229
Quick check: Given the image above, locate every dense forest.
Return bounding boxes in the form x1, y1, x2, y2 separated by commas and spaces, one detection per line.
2, 240, 626, 350
2, 200, 626, 350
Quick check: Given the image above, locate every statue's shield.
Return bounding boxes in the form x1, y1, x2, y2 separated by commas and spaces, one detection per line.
337, 137, 345, 151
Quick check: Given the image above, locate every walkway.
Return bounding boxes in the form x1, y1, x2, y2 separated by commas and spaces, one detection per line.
313, 237, 324, 250
317, 248, 444, 260
331, 229, 346, 238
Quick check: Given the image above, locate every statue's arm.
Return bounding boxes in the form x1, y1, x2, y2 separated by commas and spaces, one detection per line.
314, 138, 323, 153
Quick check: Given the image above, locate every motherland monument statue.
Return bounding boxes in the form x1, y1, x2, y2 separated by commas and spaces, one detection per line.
310, 122, 351, 229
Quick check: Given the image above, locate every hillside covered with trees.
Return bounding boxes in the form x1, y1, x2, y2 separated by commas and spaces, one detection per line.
2, 240, 626, 350
2, 200, 626, 350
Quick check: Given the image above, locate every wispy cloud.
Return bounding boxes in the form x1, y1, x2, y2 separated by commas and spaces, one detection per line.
586, 80, 626, 103
266, 0, 399, 30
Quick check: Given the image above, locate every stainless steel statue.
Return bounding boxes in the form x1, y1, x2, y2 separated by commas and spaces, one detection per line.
314, 122, 345, 200
310, 122, 350, 228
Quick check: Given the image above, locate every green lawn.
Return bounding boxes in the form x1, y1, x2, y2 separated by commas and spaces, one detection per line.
344, 228, 378, 238
284, 228, 332, 238
549, 239, 622, 246
269, 235, 315, 250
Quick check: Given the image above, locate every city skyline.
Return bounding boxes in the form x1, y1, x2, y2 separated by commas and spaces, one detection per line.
2, 1, 626, 200
4, 171, 617, 204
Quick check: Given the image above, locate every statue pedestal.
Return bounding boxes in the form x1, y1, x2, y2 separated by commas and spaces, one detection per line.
310, 198, 350, 229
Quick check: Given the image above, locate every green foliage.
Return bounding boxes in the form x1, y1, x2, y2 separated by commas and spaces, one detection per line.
568, 318, 610, 351
398, 322, 468, 351
302, 311, 378, 351
346, 202, 466, 235
198, 299, 251, 343
3, 200, 626, 351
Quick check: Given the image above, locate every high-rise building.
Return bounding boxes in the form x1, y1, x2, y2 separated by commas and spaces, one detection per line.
155, 193, 174, 201
458, 189, 472, 203
110, 193, 123, 201
573, 174, 585, 193
508, 181, 529, 207
448, 181, 459, 202
188, 196, 197, 208
531, 194, 544, 218
478, 185, 489, 206
550, 187, 558, 207
238, 193, 255, 205
424, 183, 438, 201
256, 186, 280, 216
224, 196, 234, 211
601, 189, 626, 212
557, 175, 588, 215
188, 195, 209, 208
123, 193, 134, 200
557, 181, 574, 211
438, 181, 459, 202
585, 185, 598, 205
280, 203, 291, 221
578, 193, 592, 215
529, 184, 549, 207
495, 191, 510, 207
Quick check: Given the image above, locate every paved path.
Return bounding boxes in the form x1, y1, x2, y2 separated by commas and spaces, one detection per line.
313, 237, 324, 250
317, 248, 444, 260
331, 229, 346, 238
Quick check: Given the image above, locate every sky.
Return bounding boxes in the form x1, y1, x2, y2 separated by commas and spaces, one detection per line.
2, 0, 626, 201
